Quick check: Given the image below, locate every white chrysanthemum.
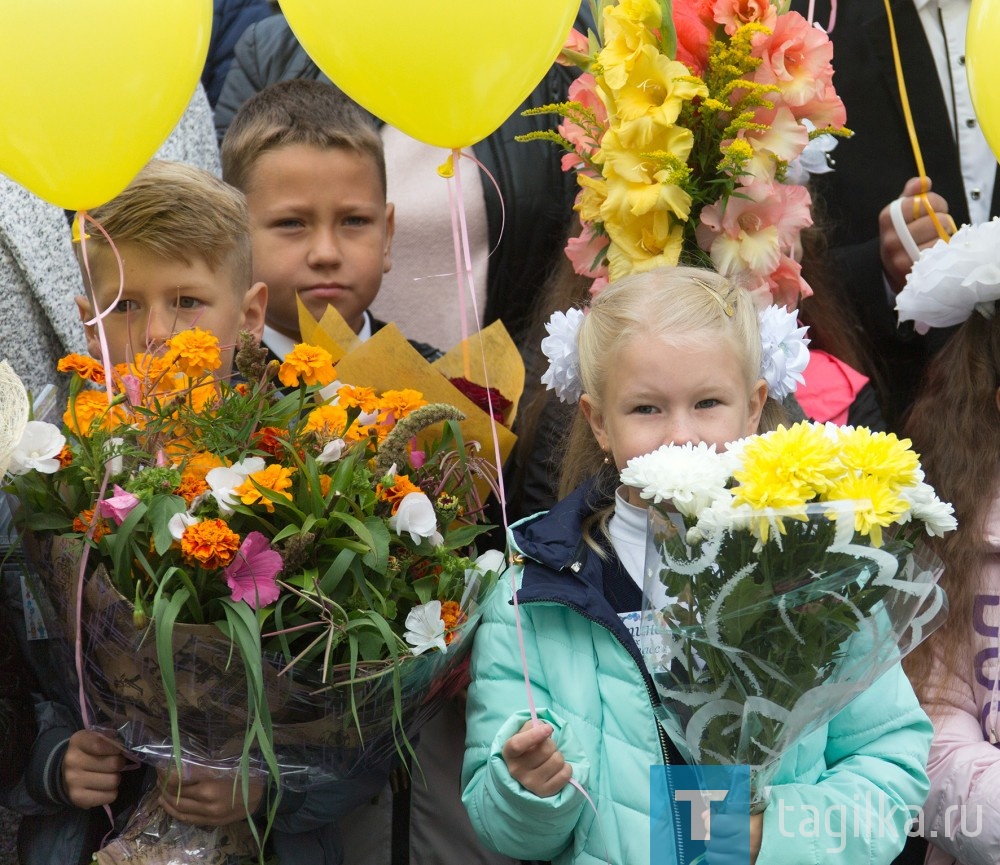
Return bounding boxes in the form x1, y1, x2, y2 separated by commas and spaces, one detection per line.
758, 304, 810, 401
694, 495, 753, 539
899, 481, 958, 537
897, 218, 1000, 332
540, 308, 585, 404
620, 442, 732, 518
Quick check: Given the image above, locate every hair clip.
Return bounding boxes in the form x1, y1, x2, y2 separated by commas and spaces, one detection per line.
694, 278, 736, 317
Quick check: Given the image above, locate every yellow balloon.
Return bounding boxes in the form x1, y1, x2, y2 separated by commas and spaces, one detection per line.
0, 1, 212, 211
278, 0, 579, 150
968, 0, 1000, 163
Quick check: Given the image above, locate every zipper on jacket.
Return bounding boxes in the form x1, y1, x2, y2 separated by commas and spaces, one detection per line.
521, 596, 686, 865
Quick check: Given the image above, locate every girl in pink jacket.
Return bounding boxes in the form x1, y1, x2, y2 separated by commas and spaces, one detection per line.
902, 222, 1000, 865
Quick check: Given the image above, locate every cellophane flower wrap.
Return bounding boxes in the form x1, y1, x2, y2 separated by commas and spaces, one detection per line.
621, 421, 952, 811
5, 330, 507, 860
525, 0, 849, 305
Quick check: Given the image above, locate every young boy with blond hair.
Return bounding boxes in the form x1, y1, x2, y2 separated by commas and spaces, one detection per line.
14, 159, 386, 865
75, 159, 267, 373
220, 78, 440, 362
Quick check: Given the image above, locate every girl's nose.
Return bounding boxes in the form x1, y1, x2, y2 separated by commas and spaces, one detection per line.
665, 416, 699, 448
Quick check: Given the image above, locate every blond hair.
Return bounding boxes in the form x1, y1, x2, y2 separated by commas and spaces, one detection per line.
221, 79, 385, 197
560, 266, 782, 511
82, 159, 252, 292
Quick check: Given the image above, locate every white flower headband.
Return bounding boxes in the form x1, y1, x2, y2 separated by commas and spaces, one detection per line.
896, 218, 1000, 334
540, 303, 809, 405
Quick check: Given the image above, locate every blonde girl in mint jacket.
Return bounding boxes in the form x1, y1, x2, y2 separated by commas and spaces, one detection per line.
462, 269, 933, 865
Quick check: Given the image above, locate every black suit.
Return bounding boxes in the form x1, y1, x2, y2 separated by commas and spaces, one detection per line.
792, 0, 1000, 427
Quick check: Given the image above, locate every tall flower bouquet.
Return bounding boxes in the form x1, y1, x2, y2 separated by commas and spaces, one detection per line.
5, 328, 509, 859
622, 421, 952, 810
523, 0, 848, 306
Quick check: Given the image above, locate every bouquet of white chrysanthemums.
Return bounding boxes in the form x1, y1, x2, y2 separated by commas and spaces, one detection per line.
623, 421, 952, 811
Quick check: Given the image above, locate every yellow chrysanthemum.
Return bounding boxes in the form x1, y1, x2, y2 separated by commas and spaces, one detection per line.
164, 328, 222, 378
836, 427, 920, 491
824, 473, 909, 548
304, 404, 351, 437
733, 422, 843, 509
235, 464, 296, 512
279, 344, 336, 388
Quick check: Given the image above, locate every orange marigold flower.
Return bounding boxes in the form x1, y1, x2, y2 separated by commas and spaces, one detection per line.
376, 474, 423, 513
440, 600, 465, 645
304, 404, 350, 437
57, 354, 106, 385
234, 382, 250, 397
176, 475, 209, 504
279, 344, 336, 388
318, 474, 332, 497
337, 385, 379, 413
181, 518, 240, 570
165, 328, 222, 378
64, 391, 116, 436
57, 444, 73, 468
378, 388, 426, 421
235, 464, 296, 512
73, 508, 110, 542
253, 427, 288, 461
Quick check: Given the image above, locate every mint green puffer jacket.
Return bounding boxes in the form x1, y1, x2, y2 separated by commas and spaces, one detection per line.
462, 483, 933, 865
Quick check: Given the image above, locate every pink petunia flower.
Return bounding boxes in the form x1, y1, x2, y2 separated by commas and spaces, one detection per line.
97, 485, 140, 526
225, 531, 282, 609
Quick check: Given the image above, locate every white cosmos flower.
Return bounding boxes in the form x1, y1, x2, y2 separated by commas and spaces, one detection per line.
8, 421, 65, 475
389, 492, 443, 546
316, 438, 346, 465
206, 456, 266, 515
404, 601, 447, 654
620, 443, 732, 517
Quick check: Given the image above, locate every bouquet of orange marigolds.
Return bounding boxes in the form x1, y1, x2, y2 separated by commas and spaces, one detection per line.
5, 328, 505, 860
527, 0, 849, 305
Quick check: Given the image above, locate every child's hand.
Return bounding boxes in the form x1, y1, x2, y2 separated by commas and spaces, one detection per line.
157, 763, 264, 827
501, 720, 572, 798
703, 809, 763, 865
61, 729, 125, 809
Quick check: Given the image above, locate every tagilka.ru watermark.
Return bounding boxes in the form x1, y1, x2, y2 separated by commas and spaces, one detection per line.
651, 765, 983, 859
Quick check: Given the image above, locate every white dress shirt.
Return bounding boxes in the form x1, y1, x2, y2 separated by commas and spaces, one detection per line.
915, 0, 996, 223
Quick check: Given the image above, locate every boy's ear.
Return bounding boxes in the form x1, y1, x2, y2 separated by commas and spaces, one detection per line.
240, 282, 268, 343
382, 202, 395, 275
580, 393, 610, 453
75, 295, 102, 360
747, 379, 768, 435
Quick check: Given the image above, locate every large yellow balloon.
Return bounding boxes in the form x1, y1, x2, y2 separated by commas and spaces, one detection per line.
968, 0, 1000, 163
0, 1, 212, 211
278, 0, 579, 150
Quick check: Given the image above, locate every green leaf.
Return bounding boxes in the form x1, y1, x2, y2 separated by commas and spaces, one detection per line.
148, 495, 188, 556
